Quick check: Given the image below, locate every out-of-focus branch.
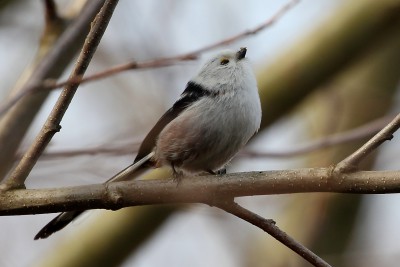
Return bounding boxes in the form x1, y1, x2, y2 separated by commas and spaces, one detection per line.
43, 0, 59, 24
0, 0, 117, 191
0, 0, 300, 117
0, 1, 104, 180
244, 115, 393, 158
38, 143, 140, 159
214, 200, 332, 267
37, 0, 66, 69
289, 15, 400, 266
26, 115, 390, 160
257, 0, 400, 129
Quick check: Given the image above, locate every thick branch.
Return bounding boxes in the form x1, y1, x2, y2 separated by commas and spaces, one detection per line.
1, 168, 400, 216
0, 0, 118, 191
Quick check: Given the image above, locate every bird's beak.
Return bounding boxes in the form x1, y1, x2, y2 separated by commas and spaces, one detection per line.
236, 47, 247, 60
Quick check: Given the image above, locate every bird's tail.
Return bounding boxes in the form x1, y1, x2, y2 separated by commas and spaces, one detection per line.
34, 152, 154, 240
105, 152, 154, 183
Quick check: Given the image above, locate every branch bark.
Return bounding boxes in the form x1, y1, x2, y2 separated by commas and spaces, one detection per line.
2, 168, 400, 216
335, 113, 400, 172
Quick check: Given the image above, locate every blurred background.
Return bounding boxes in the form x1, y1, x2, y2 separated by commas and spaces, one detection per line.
0, 0, 400, 266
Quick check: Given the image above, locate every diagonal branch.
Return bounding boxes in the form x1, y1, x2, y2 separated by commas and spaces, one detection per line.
0, 0, 119, 191
243, 115, 393, 158
335, 113, 400, 173
213, 200, 332, 267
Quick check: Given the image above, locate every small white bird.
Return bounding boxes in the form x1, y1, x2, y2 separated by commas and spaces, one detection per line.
34, 47, 262, 239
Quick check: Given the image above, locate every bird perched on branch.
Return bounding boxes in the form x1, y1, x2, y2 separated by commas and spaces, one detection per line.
34, 47, 262, 240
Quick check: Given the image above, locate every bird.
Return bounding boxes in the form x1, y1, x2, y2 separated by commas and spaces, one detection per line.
34, 47, 262, 240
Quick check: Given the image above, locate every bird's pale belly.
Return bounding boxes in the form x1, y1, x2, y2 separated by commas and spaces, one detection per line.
154, 106, 255, 173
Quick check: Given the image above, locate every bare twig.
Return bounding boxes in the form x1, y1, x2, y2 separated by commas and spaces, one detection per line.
30, 114, 392, 161
0, 0, 118, 191
2, 168, 400, 216
335, 113, 400, 173
0, 0, 300, 118
213, 200, 332, 267
244, 115, 394, 158
38, 143, 140, 159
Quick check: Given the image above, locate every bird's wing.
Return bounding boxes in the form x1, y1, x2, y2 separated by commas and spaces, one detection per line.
134, 81, 211, 163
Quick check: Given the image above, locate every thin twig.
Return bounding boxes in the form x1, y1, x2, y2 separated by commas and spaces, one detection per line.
0, 0, 300, 118
38, 143, 140, 159
0, 0, 118, 191
29, 114, 392, 160
244, 114, 394, 158
213, 200, 332, 267
335, 113, 400, 173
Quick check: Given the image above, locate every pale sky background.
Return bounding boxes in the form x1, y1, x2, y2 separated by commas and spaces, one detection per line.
1, 1, 400, 267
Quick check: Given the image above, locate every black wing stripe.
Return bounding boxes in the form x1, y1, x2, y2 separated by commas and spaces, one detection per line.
174, 81, 212, 110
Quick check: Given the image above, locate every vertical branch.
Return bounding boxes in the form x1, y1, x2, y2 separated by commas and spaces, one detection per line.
43, 0, 59, 23
0, 0, 119, 191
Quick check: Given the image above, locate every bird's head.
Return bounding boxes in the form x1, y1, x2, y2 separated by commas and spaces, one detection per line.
192, 47, 255, 92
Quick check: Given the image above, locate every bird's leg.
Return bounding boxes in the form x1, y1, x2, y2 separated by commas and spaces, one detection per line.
171, 163, 183, 185
207, 168, 226, 175
216, 168, 226, 175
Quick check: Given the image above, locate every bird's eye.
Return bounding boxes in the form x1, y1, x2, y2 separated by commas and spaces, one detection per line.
220, 59, 229, 65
